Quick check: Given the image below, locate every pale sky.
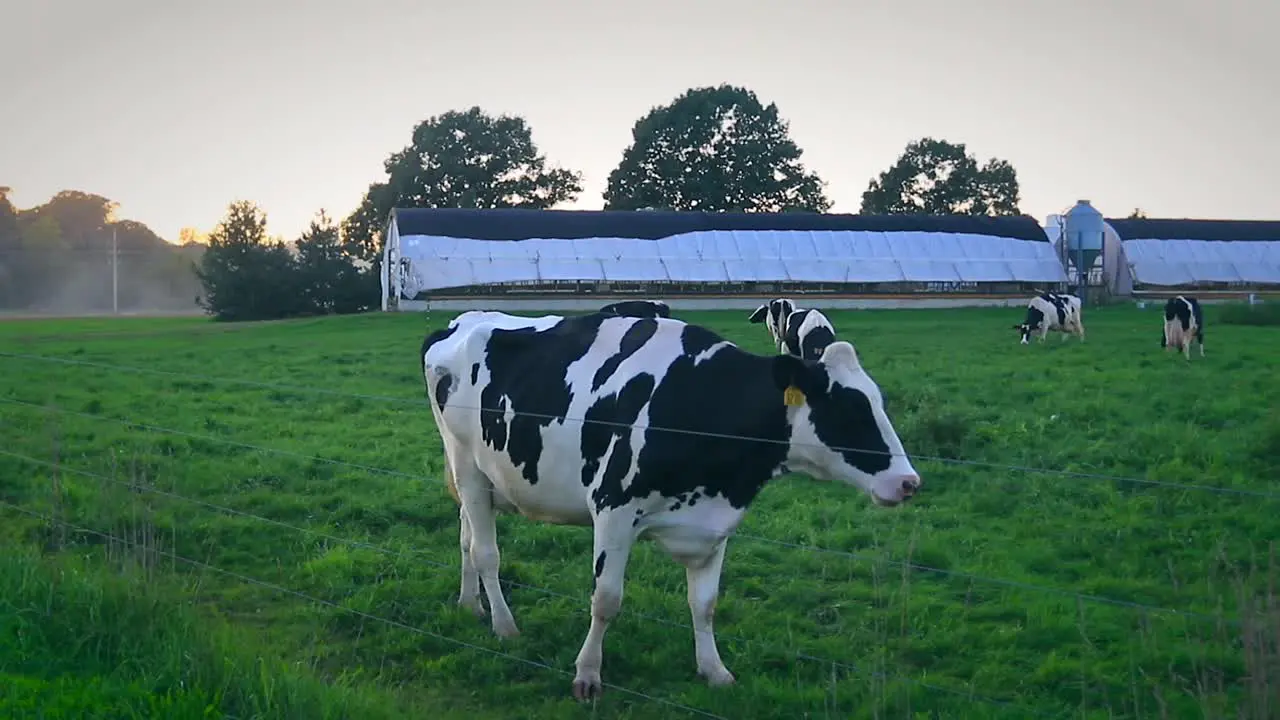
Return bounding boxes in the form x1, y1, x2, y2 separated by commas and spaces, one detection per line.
2, 0, 1277, 243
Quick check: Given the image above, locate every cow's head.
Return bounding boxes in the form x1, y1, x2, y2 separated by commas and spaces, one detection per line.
749, 298, 796, 352
1012, 304, 1044, 345
1012, 323, 1032, 344
771, 341, 921, 507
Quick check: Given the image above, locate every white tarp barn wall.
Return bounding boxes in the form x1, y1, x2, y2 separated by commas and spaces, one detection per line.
1105, 218, 1280, 289
382, 208, 1068, 308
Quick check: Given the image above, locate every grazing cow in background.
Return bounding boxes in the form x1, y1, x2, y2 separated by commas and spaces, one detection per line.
421, 310, 920, 700
1013, 292, 1085, 344
780, 308, 837, 361
1161, 295, 1205, 360
747, 297, 797, 352
598, 299, 671, 319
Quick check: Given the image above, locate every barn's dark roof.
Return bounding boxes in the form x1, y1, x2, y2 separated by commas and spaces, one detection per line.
1106, 218, 1280, 243
389, 208, 1050, 242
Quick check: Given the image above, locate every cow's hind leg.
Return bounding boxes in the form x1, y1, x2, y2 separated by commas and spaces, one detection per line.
683, 538, 734, 686
457, 507, 484, 617
453, 459, 519, 638
573, 509, 636, 701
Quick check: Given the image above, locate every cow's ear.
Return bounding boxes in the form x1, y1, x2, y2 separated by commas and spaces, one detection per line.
748, 305, 768, 323
771, 354, 822, 399
771, 353, 805, 390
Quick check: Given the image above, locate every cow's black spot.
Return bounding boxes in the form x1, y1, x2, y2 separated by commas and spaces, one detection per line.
420, 324, 459, 398
617, 340, 792, 511
480, 395, 509, 452
470, 362, 480, 385
594, 551, 607, 578
598, 300, 669, 319
583, 373, 656, 504
479, 315, 606, 485
434, 373, 452, 412
807, 384, 893, 476
592, 318, 658, 392
680, 323, 721, 358
1024, 306, 1045, 331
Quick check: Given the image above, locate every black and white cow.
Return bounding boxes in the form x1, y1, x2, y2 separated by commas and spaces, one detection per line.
421, 310, 921, 700
1013, 292, 1085, 344
598, 299, 671, 319
1161, 295, 1205, 360
780, 308, 837, 361
748, 297, 797, 353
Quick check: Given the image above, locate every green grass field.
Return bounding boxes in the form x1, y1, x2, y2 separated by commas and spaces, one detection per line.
1, 304, 1278, 719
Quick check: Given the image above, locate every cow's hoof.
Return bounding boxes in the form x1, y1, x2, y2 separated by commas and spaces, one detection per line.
700, 667, 736, 687
458, 596, 486, 618
491, 617, 520, 639
572, 672, 603, 701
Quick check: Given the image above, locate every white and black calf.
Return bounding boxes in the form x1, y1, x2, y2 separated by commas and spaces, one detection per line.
781, 308, 837, 361
1013, 292, 1085, 344
1161, 295, 1204, 359
421, 310, 920, 700
599, 299, 670, 319
748, 297, 797, 353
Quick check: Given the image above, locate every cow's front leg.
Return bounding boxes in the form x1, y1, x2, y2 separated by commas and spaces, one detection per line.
453, 460, 519, 638
684, 537, 734, 686
572, 509, 635, 701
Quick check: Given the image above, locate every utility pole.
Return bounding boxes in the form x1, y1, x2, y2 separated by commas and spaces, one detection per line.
111, 225, 119, 314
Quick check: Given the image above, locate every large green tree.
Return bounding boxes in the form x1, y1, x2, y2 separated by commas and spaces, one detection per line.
20, 190, 118, 248
603, 84, 831, 213
342, 107, 583, 262
195, 200, 299, 321
860, 137, 1022, 216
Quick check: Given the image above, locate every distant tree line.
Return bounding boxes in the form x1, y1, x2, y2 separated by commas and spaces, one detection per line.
0, 188, 204, 313
4, 83, 1036, 320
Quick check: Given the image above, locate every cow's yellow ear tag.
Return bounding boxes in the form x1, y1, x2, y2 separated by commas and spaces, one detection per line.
783, 385, 805, 407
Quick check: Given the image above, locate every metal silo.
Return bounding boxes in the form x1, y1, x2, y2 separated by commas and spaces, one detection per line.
1063, 200, 1104, 301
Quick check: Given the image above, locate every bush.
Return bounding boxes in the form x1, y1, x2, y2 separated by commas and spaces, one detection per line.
195, 203, 376, 322
1217, 301, 1280, 327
